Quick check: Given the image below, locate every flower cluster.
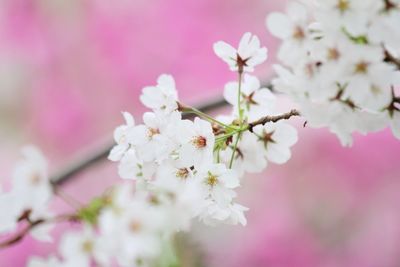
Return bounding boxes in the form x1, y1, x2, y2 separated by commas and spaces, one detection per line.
97, 32, 298, 265
0, 33, 300, 266
0, 146, 54, 243
267, 0, 400, 146
2, 2, 400, 264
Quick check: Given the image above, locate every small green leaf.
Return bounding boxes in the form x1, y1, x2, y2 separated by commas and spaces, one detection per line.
341, 27, 368, 45
77, 197, 108, 225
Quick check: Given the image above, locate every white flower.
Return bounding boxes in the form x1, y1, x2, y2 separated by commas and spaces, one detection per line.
12, 146, 52, 211
269, 0, 400, 146
177, 118, 215, 170
341, 45, 397, 111
299, 99, 388, 146
196, 164, 240, 206
152, 160, 195, 192
59, 226, 98, 267
140, 74, 178, 114
266, 1, 311, 65
195, 164, 247, 226
118, 148, 156, 180
0, 146, 54, 242
314, 0, 383, 36
150, 161, 206, 231
108, 112, 135, 162
127, 111, 181, 163
213, 32, 268, 73
220, 132, 267, 176
97, 192, 166, 266
252, 122, 298, 164
224, 74, 276, 121
29, 212, 54, 243
369, 10, 400, 54
200, 200, 248, 226
0, 190, 20, 234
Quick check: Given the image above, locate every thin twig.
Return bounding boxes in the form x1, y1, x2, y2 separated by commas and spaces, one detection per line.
50, 81, 275, 185
0, 214, 77, 249
0, 219, 45, 249
384, 49, 400, 70
248, 109, 301, 132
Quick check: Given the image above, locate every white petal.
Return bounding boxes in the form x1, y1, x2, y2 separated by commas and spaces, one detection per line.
108, 144, 129, 162
390, 112, 400, 139
272, 123, 298, 147
223, 81, 239, 105
157, 74, 176, 95
122, 111, 134, 126
213, 41, 237, 65
266, 13, 292, 39
140, 86, 164, 109
266, 143, 291, 164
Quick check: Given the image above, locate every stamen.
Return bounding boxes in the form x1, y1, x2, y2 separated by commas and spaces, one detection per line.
206, 173, 218, 187
192, 136, 207, 148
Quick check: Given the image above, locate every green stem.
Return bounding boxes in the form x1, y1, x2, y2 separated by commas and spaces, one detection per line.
229, 71, 244, 168
237, 72, 243, 122
215, 131, 238, 142
229, 132, 242, 168
184, 107, 234, 130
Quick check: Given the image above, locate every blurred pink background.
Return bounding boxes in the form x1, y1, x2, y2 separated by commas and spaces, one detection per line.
1, 0, 400, 266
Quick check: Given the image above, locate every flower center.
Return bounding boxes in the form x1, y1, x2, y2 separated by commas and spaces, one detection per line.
327, 48, 340, 61
336, 0, 350, 13
192, 136, 207, 148
119, 135, 126, 144
292, 26, 305, 40
260, 130, 276, 149
82, 240, 93, 253
129, 220, 142, 233
30, 173, 42, 186
148, 194, 160, 205
147, 127, 160, 138
176, 168, 189, 180
370, 85, 382, 95
236, 54, 250, 73
242, 92, 258, 106
206, 173, 219, 187
354, 61, 369, 74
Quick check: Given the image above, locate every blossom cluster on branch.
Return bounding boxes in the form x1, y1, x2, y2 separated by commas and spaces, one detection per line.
267, 0, 400, 145
0, 32, 300, 266
1, 1, 399, 266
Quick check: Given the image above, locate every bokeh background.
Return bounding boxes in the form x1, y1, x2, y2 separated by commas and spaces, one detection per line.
1, 0, 400, 266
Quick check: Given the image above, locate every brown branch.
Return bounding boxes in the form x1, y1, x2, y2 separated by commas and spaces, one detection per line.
384, 0, 397, 11
50, 80, 275, 186
384, 49, 400, 70
0, 214, 78, 249
248, 109, 301, 132
0, 219, 45, 249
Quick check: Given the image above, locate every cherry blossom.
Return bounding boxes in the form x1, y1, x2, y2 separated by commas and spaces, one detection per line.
269, 0, 400, 144
213, 32, 268, 73
224, 74, 276, 121
59, 226, 98, 267
2, 4, 399, 265
140, 74, 179, 114
177, 117, 215, 170
108, 112, 135, 162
